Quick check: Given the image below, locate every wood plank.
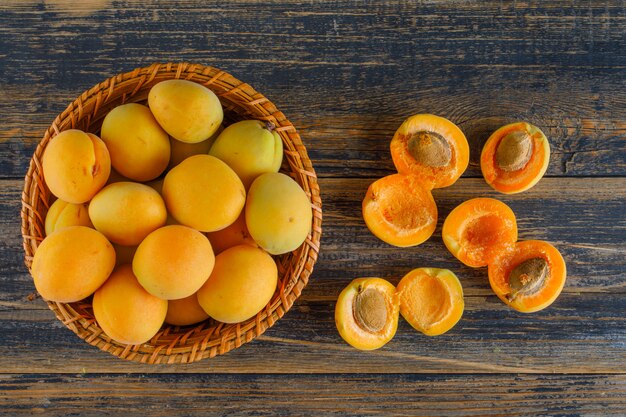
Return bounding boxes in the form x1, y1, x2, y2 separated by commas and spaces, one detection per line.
1, 373, 625, 416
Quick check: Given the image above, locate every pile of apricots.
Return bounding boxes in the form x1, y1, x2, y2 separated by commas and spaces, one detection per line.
32, 79, 313, 345
337, 114, 566, 351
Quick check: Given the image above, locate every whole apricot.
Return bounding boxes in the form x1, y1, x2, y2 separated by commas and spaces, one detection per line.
162, 155, 245, 232
165, 293, 210, 326
31, 226, 115, 303
209, 120, 283, 188
245, 172, 312, 255
88, 182, 167, 246
169, 125, 222, 169
197, 245, 277, 324
42, 130, 111, 203
44, 198, 93, 236
133, 225, 215, 300
148, 79, 223, 143
93, 265, 167, 345
206, 212, 257, 254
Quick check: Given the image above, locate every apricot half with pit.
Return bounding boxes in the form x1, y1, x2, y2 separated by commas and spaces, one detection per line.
390, 114, 469, 189
396, 268, 464, 336
489, 240, 566, 313
335, 278, 399, 350
362, 174, 437, 247
481, 122, 550, 194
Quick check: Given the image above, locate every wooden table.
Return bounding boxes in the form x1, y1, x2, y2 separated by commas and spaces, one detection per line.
1, 1, 625, 415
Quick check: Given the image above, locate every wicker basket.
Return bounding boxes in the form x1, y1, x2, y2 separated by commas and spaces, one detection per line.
20, 62, 322, 364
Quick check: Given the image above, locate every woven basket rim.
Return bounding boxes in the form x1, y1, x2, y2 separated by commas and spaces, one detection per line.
20, 62, 322, 364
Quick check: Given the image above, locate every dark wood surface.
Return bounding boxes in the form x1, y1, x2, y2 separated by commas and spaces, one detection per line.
1, 1, 625, 415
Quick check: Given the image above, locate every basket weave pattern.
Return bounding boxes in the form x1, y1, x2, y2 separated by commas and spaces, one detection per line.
20, 63, 322, 364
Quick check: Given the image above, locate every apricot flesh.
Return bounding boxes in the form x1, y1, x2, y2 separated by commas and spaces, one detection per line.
335, 277, 399, 351
396, 268, 464, 336
93, 265, 167, 345
44, 199, 93, 236
133, 225, 215, 300
42, 130, 111, 204
197, 245, 277, 324
100, 103, 170, 181
362, 174, 437, 247
88, 182, 167, 246
165, 293, 210, 326
31, 226, 115, 303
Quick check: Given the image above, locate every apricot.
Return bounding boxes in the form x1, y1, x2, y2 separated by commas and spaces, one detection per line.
31, 226, 115, 303
169, 126, 223, 169
481, 122, 550, 194
162, 154, 245, 232
206, 212, 257, 254
42, 129, 111, 203
390, 114, 469, 189
197, 245, 277, 323
88, 182, 167, 246
489, 240, 566, 313
362, 174, 437, 247
209, 120, 283, 189
133, 225, 215, 300
165, 293, 210, 326
44, 198, 93, 236
397, 268, 464, 336
93, 265, 167, 345
335, 278, 399, 350
442, 198, 517, 268
245, 172, 312, 255
100, 103, 170, 181
148, 79, 223, 143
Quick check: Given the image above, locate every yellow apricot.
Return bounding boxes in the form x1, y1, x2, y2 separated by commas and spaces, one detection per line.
42, 130, 110, 203
197, 245, 277, 324
88, 182, 167, 246
245, 172, 312, 255
162, 155, 245, 232
44, 198, 93, 236
209, 120, 283, 188
148, 79, 223, 143
206, 212, 257, 254
31, 226, 115, 303
169, 125, 223, 169
100, 103, 170, 181
165, 293, 210, 326
93, 265, 167, 345
133, 225, 215, 300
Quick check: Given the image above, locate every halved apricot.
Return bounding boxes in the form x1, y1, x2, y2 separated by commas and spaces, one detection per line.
442, 198, 517, 268
390, 114, 469, 189
481, 122, 550, 194
335, 278, 399, 350
362, 174, 437, 247
488, 240, 566, 313
396, 268, 464, 336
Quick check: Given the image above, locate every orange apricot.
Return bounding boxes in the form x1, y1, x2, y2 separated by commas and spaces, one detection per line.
390, 114, 469, 189
335, 278, 399, 350
165, 293, 210, 326
481, 122, 550, 194
442, 198, 517, 268
44, 198, 93, 236
362, 174, 437, 247
488, 240, 566, 313
206, 212, 257, 255
396, 268, 464, 336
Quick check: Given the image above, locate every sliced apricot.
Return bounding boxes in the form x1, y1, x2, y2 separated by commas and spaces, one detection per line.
481, 122, 550, 194
488, 240, 566, 313
396, 268, 464, 336
390, 114, 469, 189
362, 174, 437, 247
442, 198, 517, 268
335, 278, 399, 350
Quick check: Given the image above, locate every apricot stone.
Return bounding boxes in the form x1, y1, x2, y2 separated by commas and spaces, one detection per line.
245, 172, 312, 255
197, 245, 277, 324
42, 130, 111, 203
44, 198, 93, 236
165, 293, 210, 326
93, 265, 167, 345
31, 226, 115, 303
88, 182, 167, 246
148, 79, 223, 143
100, 103, 170, 181
133, 225, 215, 300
